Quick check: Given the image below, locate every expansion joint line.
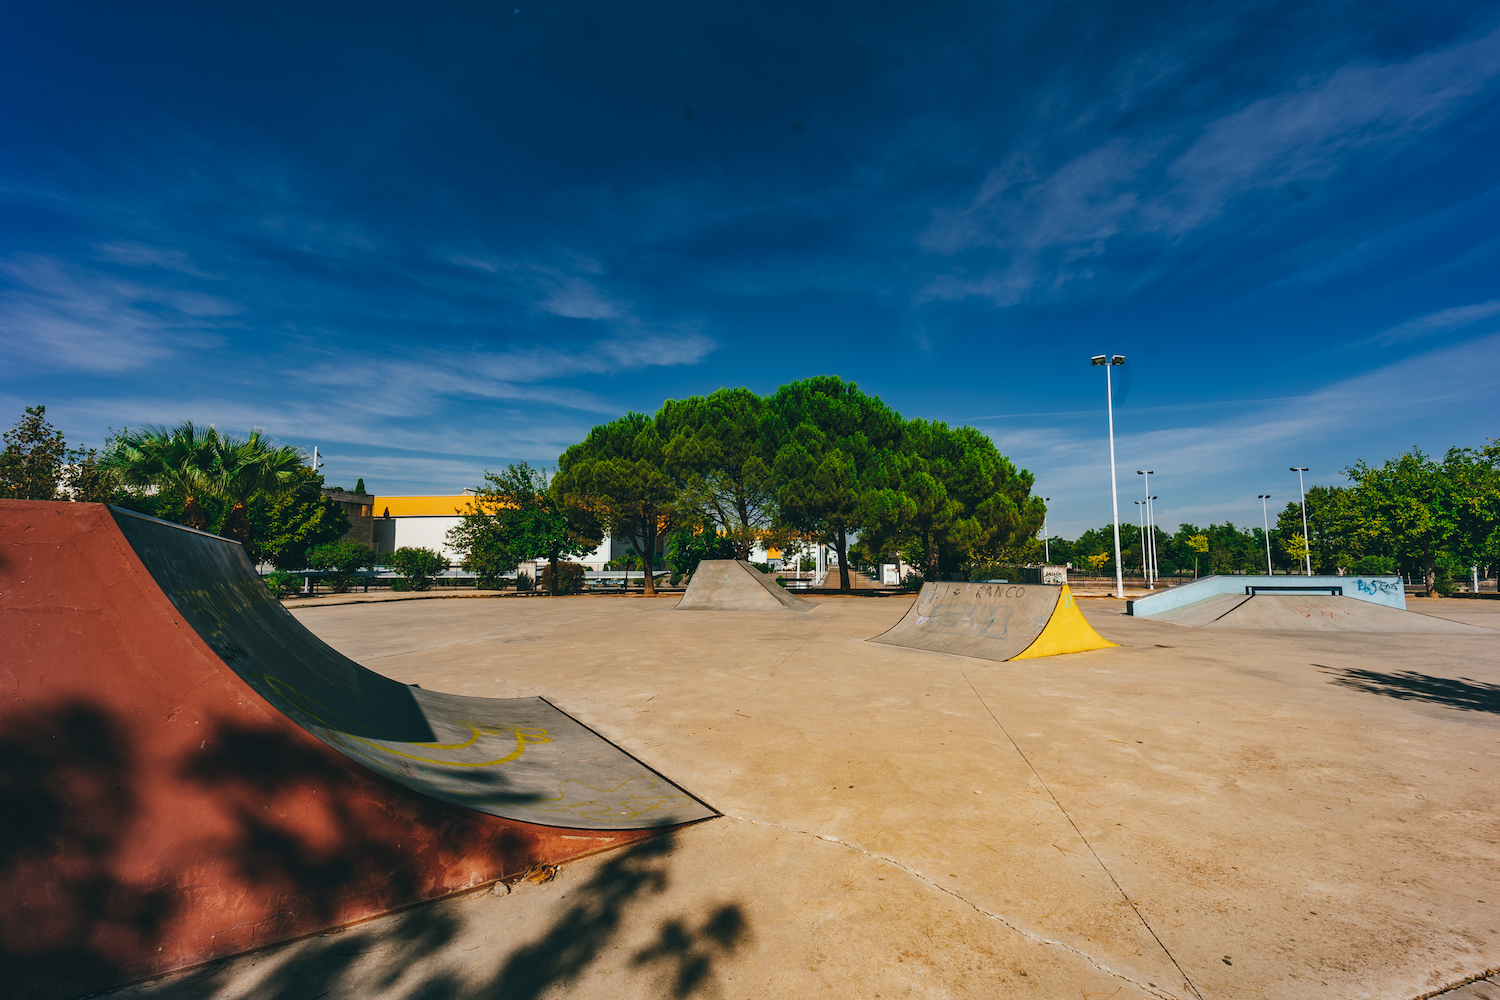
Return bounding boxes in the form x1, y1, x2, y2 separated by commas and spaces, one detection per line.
963, 673, 1204, 1000
774, 604, 841, 667
723, 814, 1172, 999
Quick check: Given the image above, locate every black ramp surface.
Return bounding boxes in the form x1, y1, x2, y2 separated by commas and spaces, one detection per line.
112, 508, 716, 830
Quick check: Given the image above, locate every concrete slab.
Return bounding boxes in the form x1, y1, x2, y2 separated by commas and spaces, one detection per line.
106, 592, 1500, 1000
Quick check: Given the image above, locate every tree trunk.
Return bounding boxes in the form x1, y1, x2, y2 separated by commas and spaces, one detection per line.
926, 531, 939, 583
549, 552, 560, 596
641, 523, 657, 596
222, 503, 252, 545
1425, 555, 1437, 597
181, 495, 208, 531
835, 529, 850, 593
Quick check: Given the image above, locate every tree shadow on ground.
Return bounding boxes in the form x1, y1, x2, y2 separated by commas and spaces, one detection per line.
1319, 665, 1500, 714
114, 829, 750, 1000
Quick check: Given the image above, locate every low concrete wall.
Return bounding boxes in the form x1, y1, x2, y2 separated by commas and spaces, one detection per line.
1127, 575, 1405, 616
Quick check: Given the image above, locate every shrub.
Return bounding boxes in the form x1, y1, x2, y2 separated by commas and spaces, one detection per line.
264, 570, 299, 598
515, 571, 535, 592
539, 561, 586, 595
751, 562, 773, 574
775, 576, 787, 588
386, 546, 447, 592
306, 539, 374, 593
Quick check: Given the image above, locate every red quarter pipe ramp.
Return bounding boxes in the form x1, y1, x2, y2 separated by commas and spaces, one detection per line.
0, 501, 714, 999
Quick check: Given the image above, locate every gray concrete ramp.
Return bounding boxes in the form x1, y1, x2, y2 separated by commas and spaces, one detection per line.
870, 581, 1114, 661
1144, 591, 1251, 626
1202, 595, 1492, 632
676, 559, 815, 611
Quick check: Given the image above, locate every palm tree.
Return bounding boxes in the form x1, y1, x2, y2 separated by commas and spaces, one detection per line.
214, 430, 303, 545
105, 423, 304, 541
105, 423, 223, 529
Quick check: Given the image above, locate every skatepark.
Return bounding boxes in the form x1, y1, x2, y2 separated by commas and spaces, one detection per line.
5, 503, 1500, 1000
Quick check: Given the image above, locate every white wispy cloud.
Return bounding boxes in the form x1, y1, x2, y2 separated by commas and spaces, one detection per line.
0, 254, 237, 373
1368, 299, 1500, 346
92, 240, 221, 278
921, 24, 1500, 304
297, 330, 716, 414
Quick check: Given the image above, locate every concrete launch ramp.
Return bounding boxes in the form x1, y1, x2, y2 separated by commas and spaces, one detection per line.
1194, 594, 1490, 632
0, 501, 714, 1000
871, 582, 1115, 661
677, 559, 815, 611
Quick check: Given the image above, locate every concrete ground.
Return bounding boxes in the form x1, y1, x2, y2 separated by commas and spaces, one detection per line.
110, 594, 1500, 1000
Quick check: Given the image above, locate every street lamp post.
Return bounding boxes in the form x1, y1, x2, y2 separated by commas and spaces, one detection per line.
1258, 495, 1273, 576
1290, 467, 1311, 576
1147, 496, 1159, 587
1092, 355, 1127, 599
1136, 470, 1157, 588
1040, 498, 1051, 563
1134, 500, 1147, 584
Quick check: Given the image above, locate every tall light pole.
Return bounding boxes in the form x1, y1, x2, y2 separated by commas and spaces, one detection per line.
1290, 467, 1311, 576
1258, 495, 1273, 576
1136, 470, 1157, 588
1040, 498, 1051, 563
1147, 496, 1159, 587
1134, 500, 1147, 583
1092, 354, 1126, 599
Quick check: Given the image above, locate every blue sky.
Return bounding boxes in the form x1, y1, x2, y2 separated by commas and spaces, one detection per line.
3, 0, 1498, 537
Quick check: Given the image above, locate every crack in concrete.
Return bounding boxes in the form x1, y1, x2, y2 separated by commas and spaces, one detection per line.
722, 813, 1184, 1000
963, 673, 1204, 1000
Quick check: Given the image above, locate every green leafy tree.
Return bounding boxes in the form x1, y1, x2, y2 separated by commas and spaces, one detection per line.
448, 462, 603, 596
859, 420, 1043, 580
0, 406, 67, 500
555, 413, 687, 597
459, 530, 519, 589
660, 388, 775, 559
306, 539, 374, 593
1338, 447, 1493, 595
246, 465, 350, 568
665, 526, 738, 581
387, 546, 447, 591
764, 376, 904, 592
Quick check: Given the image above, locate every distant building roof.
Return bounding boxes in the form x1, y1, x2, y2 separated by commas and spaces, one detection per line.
370, 495, 483, 517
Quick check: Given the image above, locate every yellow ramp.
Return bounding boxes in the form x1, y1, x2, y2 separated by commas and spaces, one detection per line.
1012, 585, 1117, 659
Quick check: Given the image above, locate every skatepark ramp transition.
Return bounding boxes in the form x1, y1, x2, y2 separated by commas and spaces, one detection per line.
1137, 593, 1491, 632
871, 582, 1115, 661
0, 501, 715, 1000
676, 559, 815, 611
1126, 573, 1491, 632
